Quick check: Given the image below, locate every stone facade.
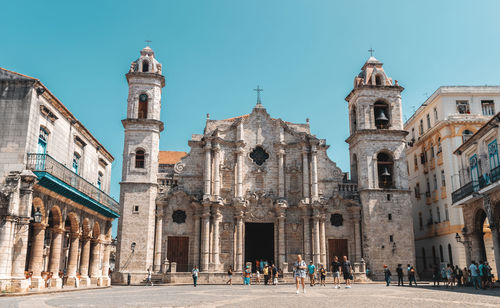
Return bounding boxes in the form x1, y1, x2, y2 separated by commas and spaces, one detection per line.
0, 68, 118, 292
114, 49, 415, 283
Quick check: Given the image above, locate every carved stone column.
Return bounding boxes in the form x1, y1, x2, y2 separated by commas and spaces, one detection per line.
193, 212, 200, 268
203, 141, 212, 199
29, 224, 46, 278
48, 228, 63, 287
153, 211, 163, 272
320, 218, 326, 266
311, 145, 319, 201
200, 206, 211, 272
312, 216, 320, 265
302, 147, 310, 201
212, 205, 222, 270
489, 224, 500, 280
302, 215, 311, 261
278, 216, 286, 266
213, 144, 221, 199
79, 236, 91, 286
89, 239, 101, 284
66, 232, 80, 286
236, 147, 244, 199
101, 241, 111, 286
353, 220, 361, 262
278, 149, 285, 199
235, 215, 244, 271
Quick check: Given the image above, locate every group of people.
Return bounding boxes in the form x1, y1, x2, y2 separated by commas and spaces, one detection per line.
432, 261, 495, 289
383, 264, 418, 287
293, 255, 353, 294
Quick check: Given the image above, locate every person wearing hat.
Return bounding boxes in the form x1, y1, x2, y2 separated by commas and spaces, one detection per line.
383, 265, 392, 286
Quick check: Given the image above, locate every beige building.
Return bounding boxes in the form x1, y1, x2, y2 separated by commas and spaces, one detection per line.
0, 68, 119, 292
452, 112, 500, 279
114, 49, 415, 284
404, 86, 500, 278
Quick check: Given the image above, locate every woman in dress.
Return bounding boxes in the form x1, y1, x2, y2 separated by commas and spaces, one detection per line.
226, 266, 233, 285
294, 254, 307, 294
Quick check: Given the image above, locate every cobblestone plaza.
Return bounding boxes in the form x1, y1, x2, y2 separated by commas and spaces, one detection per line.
1, 284, 500, 308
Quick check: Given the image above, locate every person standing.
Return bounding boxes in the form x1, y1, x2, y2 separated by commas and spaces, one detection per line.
320, 266, 327, 286
331, 256, 341, 289
469, 261, 480, 289
462, 266, 469, 287
478, 260, 486, 290
396, 264, 404, 286
255, 270, 261, 285
191, 266, 199, 287
294, 254, 307, 294
243, 266, 251, 285
272, 264, 278, 285
226, 266, 233, 285
263, 265, 269, 285
432, 265, 440, 287
456, 265, 463, 287
384, 265, 392, 286
406, 264, 411, 284
341, 256, 352, 289
409, 266, 417, 286
307, 261, 316, 286
146, 267, 153, 286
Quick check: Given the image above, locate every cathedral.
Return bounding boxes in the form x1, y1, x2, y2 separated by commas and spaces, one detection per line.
114, 47, 416, 284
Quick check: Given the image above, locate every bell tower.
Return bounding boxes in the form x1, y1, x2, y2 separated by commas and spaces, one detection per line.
115, 46, 165, 283
345, 56, 416, 279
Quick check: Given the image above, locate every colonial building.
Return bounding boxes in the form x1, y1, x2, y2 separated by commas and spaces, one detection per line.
452, 112, 500, 279
404, 86, 500, 278
114, 48, 415, 284
0, 68, 119, 292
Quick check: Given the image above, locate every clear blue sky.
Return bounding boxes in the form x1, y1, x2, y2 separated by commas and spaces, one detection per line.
2, 1, 500, 236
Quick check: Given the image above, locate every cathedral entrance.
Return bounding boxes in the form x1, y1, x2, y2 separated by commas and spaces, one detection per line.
245, 223, 274, 271
328, 239, 348, 266
167, 236, 189, 272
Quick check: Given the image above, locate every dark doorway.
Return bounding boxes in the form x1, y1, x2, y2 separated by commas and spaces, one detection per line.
328, 239, 348, 268
245, 223, 274, 271
167, 236, 189, 272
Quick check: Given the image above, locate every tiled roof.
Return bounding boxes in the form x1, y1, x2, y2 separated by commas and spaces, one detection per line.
159, 151, 187, 164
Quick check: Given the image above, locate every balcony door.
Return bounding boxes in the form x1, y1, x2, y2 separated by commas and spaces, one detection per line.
488, 140, 499, 171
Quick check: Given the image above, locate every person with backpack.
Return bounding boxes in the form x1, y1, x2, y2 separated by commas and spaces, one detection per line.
384, 265, 392, 286
319, 265, 327, 286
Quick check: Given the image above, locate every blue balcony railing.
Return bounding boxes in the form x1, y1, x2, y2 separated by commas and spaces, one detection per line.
27, 153, 119, 217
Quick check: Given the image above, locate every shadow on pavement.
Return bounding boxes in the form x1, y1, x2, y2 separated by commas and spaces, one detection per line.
418, 285, 500, 297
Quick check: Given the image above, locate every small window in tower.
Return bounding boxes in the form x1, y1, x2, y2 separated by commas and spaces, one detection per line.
135, 150, 145, 168
388, 213, 392, 220
374, 101, 390, 129
133, 205, 139, 213
142, 60, 149, 72
375, 74, 382, 86
387, 194, 391, 201
138, 94, 148, 119
389, 235, 394, 242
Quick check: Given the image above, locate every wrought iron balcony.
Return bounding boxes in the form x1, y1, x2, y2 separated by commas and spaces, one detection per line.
26, 153, 119, 218
451, 181, 476, 204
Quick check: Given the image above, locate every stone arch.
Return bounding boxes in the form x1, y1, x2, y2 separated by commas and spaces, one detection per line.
350, 105, 357, 133
373, 99, 390, 129
142, 60, 149, 72
473, 208, 488, 262
82, 217, 91, 238
47, 205, 63, 229
376, 150, 394, 189
65, 212, 80, 233
92, 221, 101, 240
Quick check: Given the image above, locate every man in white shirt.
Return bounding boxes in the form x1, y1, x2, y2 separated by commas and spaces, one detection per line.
469, 261, 479, 290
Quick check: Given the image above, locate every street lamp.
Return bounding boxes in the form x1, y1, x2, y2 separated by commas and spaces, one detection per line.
33, 208, 42, 224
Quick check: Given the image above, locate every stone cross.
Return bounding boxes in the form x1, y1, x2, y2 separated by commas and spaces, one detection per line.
368, 48, 375, 57
253, 85, 263, 105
